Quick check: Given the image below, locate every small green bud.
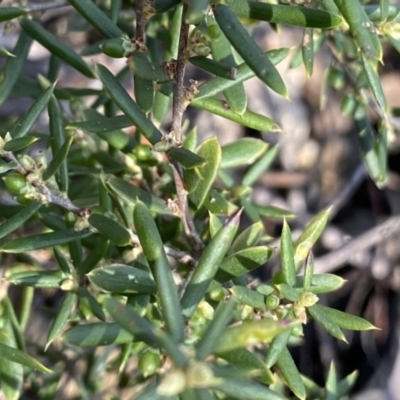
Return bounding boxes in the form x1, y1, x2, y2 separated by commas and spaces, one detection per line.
100, 38, 126, 58
328, 65, 346, 90
208, 286, 225, 302
340, 93, 357, 116
186, 362, 222, 389
138, 350, 161, 377
266, 294, 280, 310
18, 154, 36, 171
157, 368, 186, 396
60, 278, 78, 291
207, 24, 220, 39
132, 144, 153, 161
292, 323, 304, 337
275, 306, 288, 320
241, 304, 254, 320
293, 302, 306, 318
4, 173, 27, 194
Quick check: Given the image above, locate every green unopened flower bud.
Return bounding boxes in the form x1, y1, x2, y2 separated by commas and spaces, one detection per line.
198, 300, 214, 320
340, 93, 357, 116
298, 291, 319, 307
275, 305, 288, 320
292, 323, 304, 337
100, 35, 135, 58
241, 304, 254, 320
18, 154, 36, 170
138, 349, 161, 377
74, 216, 90, 232
266, 294, 280, 310
207, 24, 220, 39
208, 286, 225, 302
186, 362, 222, 389
193, 43, 211, 57
293, 302, 306, 318
3, 173, 27, 194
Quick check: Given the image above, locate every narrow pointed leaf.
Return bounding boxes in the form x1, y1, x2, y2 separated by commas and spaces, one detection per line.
303, 251, 314, 291
277, 347, 306, 400
77, 239, 109, 276
134, 202, 184, 342
195, 48, 290, 101
214, 4, 287, 98
106, 176, 172, 215
3, 136, 39, 152
338, 370, 358, 398
325, 362, 338, 400
216, 379, 286, 400
68, 0, 123, 38
209, 213, 223, 238
191, 98, 280, 131
312, 305, 377, 331
196, 300, 236, 360
230, 286, 265, 308
66, 115, 131, 133
280, 219, 296, 287
88, 264, 156, 294
96, 64, 162, 144
302, 28, 314, 77
77, 287, 106, 321
130, 53, 169, 82
0, 31, 32, 106
9, 83, 55, 139
169, 147, 206, 169
88, 214, 131, 246
0, 7, 27, 22
188, 137, 221, 209
294, 208, 330, 265
46, 292, 76, 349
266, 329, 292, 368
6, 270, 66, 288
20, 18, 95, 78
189, 56, 237, 80
307, 305, 347, 341
215, 246, 273, 283
0, 202, 41, 240
43, 135, 73, 181
63, 323, 134, 347
0, 45, 15, 57
231, 221, 264, 252
295, 274, 346, 294
221, 139, 269, 169
185, 0, 210, 24
1, 230, 90, 253
255, 205, 295, 219
181, 210, 241, 317
242, 145, 279, 186
228, 1, 343, 28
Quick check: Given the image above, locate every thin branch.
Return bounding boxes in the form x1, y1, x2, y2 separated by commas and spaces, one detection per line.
314, 214, 400, 273
134, 0, 146, 39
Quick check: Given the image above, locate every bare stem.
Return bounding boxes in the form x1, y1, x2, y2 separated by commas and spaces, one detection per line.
134, 0, 146, 39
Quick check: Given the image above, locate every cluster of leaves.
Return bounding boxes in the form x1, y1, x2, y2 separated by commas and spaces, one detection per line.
0, 0, 396, 399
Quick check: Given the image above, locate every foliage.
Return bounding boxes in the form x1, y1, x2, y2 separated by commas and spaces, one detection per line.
0, 0, 396, 398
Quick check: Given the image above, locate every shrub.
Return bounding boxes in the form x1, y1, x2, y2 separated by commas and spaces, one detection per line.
0, 0, 395, 399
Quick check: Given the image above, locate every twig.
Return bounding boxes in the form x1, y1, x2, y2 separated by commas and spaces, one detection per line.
314, 214, 400, 273
134, 0, 146, 39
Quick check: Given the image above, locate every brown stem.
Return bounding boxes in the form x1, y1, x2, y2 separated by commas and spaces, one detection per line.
134, 0, 146, 39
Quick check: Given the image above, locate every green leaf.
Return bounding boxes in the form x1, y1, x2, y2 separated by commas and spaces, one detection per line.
0, 202, 41, 240
228, 1, 343, 28
66, 115, 131, 133
242, 144, 279, 187
96, 64, 162, 144
307, 305, 347, 341
196, 300, 236, 360
134, 202, 184, 342
169, 147, 206, 169
210, 25, 247, 115
1, 229, 90, 253
215, 246, 274, 283
46, 292, 76, 349
338, 370, 358, 398
221, 139, 269, 169
195, 48, 290, 101
0, 32, 32, 107
130, 52, 169, 82
153, 0, 181, 14
189, 56, 237, 81
188, 137, 221, 210
312, 304, 377, 331
295, 274, 346, 294
20, 18, 95, 78
77, 287, 106, 321
68, 0, 123, 38
231, 221, 263, 252
191, 98, 280, 131
0, 159, 18, 173
0, 7, 27, 22
325, 362, 338, 400
0, 44, 15, 57
230, 286, 265, 309
303, 251, 314, 291
3, 135, 39, 152
280, 219, 296, 287
6, 270, 66, 288
217, 348, 273, 384
209, 213, 223, 238
48, 95, 69, 191
214, 4, 288, 98
88, 264, 156, 294
0, 342, 51, 373
266, 329, 291, 369
302, 28, 314, 77
181, 210, 241, 317
134, 77, 154, 114
105, 298, 187, 368
77, 239, 110, 276
275, 283, 300, 302
43, 135, 73, 182
334, 0, 382, 62
215, 318, 293, 353
88, 214, 131, 246
106, 176, 173, 215
294, 208, 330, 265
361, 55, 387, 112
63, 322, 134, 347
185, 0, 210, 24
9, 82, 55, 139
277, 347, 306, 400
216, 379, 286, 400
255, 204, 296, 219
